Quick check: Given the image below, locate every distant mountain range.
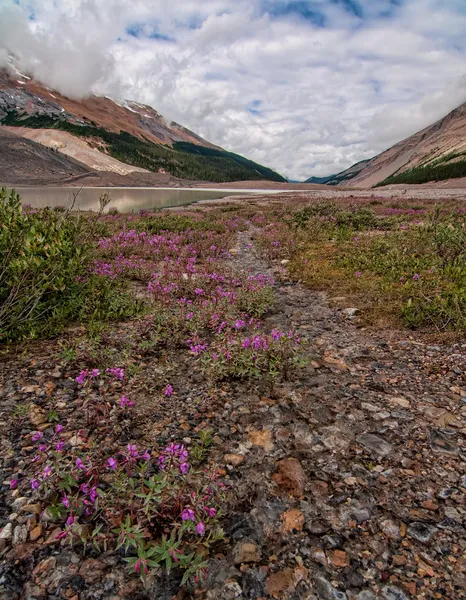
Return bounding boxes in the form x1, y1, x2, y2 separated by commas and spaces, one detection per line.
0, 65, 286, 185
305, 101, 466, 187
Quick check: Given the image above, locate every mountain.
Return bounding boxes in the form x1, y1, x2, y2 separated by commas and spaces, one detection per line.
0, 127, 93, 185
314, 102, 466, 188
0, 66, 286, 184
304, 159, 372, 186
304, 175, 336, 185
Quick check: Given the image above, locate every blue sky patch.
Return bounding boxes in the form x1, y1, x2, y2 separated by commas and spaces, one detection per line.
126, 24, 175, 42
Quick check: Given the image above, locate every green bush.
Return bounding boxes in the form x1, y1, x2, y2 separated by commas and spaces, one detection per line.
0, 189, 141, 341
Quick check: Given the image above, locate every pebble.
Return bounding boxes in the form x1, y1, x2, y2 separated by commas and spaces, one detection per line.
11, 497, 29, 510
357, 433, 393, 457
272, 457, 306, 498
30, 524, 43, 541
12, 524, 27, 546
380, 586, 409, 600
314, 576, 347, 600
233, 541, 262, 565
224, 453, 245, 467
379, 519, 401, 540
407, 522, 438, 544
0, 523, 13, 540
356, 592, 376, 600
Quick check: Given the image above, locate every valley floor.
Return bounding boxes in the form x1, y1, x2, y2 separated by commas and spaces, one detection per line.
0, 196, 465, 600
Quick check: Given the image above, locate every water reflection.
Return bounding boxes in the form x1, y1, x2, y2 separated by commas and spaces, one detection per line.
9, 187, 261, 213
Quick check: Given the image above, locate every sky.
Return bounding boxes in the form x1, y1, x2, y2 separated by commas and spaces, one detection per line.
1, 0, 466, 180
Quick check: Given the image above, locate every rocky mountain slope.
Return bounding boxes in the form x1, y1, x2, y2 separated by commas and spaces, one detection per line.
0, 67, 286, 184
306, 101, 466, 188
304, 159, 372, 186
0, 127, 93, 185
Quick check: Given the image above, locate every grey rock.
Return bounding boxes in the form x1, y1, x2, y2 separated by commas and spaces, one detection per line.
379, 518, 401, 540
320, 425, 352, 452
430, 428, 458, 454
340, 504, 371, 525
306, 518, 330, 535
342, 308, 359, 318
444, 507, 462, 523
438, 487, 458, 499
314, 576, 347, 600
357, 433, 393, 457
407, 521, 438, 544
0, 522, 13, 540
12, 524, 27, 546
356, 592, 376, 600
380, 586, 409, 600
232, 541, 261, 564
11, 497, 28, 510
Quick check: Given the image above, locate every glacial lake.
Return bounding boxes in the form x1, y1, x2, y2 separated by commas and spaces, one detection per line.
9, 187, 279, 213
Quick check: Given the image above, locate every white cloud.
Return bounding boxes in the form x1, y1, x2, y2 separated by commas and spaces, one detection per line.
1, 0, 466, 179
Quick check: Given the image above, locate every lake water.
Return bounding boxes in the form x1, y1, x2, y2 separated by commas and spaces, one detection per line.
9, 186, 275, 213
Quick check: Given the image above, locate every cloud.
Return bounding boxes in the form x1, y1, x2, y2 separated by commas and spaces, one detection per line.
1, 0, 466, 180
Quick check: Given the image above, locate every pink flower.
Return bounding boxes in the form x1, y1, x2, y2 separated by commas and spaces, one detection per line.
90, 369, 100, 378
355, 271, 362, 278
119, 396, 134, 408
205, 507, 217, 518
76, 370, 88, 384
182, 508, 195, 522
164, 384, 173, 397
62, 495, 70, 508
89, 487, 98, 503
55, 441, 64, 452
75, 458, 86, 470
127, 444, 138, 459
38, 445, 47, 452
180, 462, 190, 475
413, 273, 419, 281
32, 431, 43, 442
141, 450, 151, 462
196, 521, 205, 535
66, 515, 75, 527
55, 424, 63, 434
106, 367, 125, 380
107, 457, 117, 470
9, 479, 18, 490
42, 466, 52, 479
30, 479, 39, 490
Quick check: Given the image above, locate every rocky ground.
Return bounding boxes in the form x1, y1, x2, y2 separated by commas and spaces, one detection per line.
0, 220, 465, 600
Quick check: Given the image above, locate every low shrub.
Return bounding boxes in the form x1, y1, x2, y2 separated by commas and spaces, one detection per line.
0, 189, 142, 341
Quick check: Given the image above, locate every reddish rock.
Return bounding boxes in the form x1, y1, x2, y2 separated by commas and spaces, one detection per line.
79, 558, 107, 584
30, 524, 43, 542
280, 508, 304, 532
249, 430, 274, 452
224, 453, 245, 466
272, 458, 305, 498
328, 549, 349, 568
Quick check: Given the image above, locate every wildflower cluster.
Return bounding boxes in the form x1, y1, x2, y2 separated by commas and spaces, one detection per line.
12, 370, 225, 586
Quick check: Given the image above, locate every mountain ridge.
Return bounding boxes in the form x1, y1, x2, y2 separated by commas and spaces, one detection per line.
0, 66, 286, 184
308, 101, 466, 188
